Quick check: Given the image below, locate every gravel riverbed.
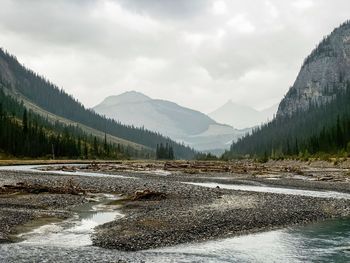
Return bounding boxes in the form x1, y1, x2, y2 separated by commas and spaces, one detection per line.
1, 162, 350, 251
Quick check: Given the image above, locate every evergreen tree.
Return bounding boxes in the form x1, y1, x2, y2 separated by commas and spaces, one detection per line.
83, 141, 88, 159
0, 48, 196, 159
156, 143, 175, 160
93, 136, 99, 157
0, 88, 136, 159
22, 109, 28, 134
225, 82, 350, 159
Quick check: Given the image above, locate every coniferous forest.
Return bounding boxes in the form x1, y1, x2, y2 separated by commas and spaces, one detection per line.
0, 87, 147, 159
0, 49, 196, 160
225, 82, 350, 160
156, 143, 175, 160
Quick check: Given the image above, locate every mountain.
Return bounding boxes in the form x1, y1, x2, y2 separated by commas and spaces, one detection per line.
209, 100, 278, 129
226, 21, 350, 158
0, 48, 196, 159
94, 91, 217, 137
93, 92, 248, 152
278, 20, 350, 117
0, 86, 134, 159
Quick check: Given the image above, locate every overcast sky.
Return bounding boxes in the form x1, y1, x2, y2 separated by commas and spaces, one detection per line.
0, 0, 349, 112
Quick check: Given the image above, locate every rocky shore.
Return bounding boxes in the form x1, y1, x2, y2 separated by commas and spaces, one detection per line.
1, 160, 350, 251
0, 191, 85, 243
93, 190, 350, 251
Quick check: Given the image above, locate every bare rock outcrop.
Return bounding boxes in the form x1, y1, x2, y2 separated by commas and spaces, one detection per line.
278, 21, 350, 117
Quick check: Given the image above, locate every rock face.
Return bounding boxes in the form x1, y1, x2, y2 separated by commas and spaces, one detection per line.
277, 21, 350, 117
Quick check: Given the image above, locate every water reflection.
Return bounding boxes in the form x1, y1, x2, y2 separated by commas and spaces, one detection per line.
18, 200, 122, 247
145, 218, 350, 263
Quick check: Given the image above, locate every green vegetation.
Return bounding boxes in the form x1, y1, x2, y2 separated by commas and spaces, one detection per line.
0, 88, 139, 159
156, 143, 174, 160
195, 152, 219, 161
0, 48, 196, 159
225, 82, 350, 160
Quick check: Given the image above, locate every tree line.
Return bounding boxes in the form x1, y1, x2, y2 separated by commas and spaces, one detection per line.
156, 143, 175, 160
0, 88, 145, 159
225, 81, 350, 160
0, 48, 196, 159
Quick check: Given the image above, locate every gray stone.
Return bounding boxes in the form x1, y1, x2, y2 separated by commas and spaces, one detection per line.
277, 21, 350, 117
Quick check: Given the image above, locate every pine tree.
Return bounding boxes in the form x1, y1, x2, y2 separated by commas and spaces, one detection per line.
93, 136, 99, 157
22, 109, 28, 134
156, 142, 175, 160
226, 82, 350, 159
103, 133, 109, 156
83, 141, 88, 159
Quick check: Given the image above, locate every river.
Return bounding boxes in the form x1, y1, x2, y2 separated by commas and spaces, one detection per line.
0, 165, 349, 262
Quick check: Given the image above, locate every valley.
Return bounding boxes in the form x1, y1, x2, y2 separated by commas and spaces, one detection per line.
1, 2, 350, 262
93, 91, 249, 153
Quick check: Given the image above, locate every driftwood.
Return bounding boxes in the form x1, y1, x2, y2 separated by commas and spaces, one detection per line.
164, 161, 241, 173
131, 189, 166, 201
0, 179, 86, 195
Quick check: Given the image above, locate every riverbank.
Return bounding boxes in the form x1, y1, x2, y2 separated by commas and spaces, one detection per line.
1, 160, 350, 251
94, 188, 350, 251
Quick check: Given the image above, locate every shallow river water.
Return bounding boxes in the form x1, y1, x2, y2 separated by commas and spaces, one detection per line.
1, 165, 350, 262
1, 217, 350, 263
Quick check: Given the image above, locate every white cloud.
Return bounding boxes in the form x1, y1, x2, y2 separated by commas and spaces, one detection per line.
91, 1, 164, 34
227, 14, 256, 34
292, 0, 314, 10
182, 32, 207, 49
265, 1, 279, 19
212, 1, 228, 15
0, 0, 349, 114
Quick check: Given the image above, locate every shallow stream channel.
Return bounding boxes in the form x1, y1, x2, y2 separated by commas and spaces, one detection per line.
1, 165, 350, 262
15, 193, 123, 248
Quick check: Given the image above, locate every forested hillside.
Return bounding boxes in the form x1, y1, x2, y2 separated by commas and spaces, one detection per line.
0, 48, 196, 159
225, 82, 350, 159
225, 21, 350, 160
0, 88, 143, 159
277, 20, 350, 117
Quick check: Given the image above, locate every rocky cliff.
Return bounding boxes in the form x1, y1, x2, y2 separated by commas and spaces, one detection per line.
277, 21, 350, 117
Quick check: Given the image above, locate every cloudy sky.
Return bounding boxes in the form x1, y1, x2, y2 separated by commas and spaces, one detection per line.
0, 0, 349, 113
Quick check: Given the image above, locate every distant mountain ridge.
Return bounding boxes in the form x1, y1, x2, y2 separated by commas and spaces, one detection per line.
99, 91, 151, 106
94, 91, 248, 152
209, 100, 278, 129
0, 48, 196, 159
94, 91, 217, 136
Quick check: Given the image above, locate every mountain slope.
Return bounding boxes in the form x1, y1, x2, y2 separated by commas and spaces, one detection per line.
278, 20, 350, 117
2, 85, 147, 151
209, 101, 278, 129
227, 21, 350, 158
94, 91, 217, 137
0, 86, 133, 159
0, 48, 196, 159
94, 92, 247, 152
